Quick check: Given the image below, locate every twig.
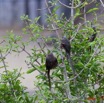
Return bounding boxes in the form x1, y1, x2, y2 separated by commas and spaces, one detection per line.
13, 43, 46, 76
99, 0, 104, 8
62, 61, 72, 99
71, 0, 74, 28
0, 40, 5, 44
0, 51, 17, 100
4, 45, 12, 57
21, 46, 45, 76
58, 0, 83, 9
37, 42, 46, 56
24, 19, 50, 52
37, 87, 47, 101
42, 27, 61, 31
70, 23, 81, 42
37, 5, 54, 11
66, 53, 76, 76
58, 0, 95, 9
83, 5, 87, 26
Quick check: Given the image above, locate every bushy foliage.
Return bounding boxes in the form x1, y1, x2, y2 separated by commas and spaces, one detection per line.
0, 0, 104, 102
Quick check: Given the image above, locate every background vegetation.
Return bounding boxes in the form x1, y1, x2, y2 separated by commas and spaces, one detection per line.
0, 0, 104, 103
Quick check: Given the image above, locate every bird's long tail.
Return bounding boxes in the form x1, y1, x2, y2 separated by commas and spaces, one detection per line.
66, 53, 76, 76
46, 69, 51, 90
66, 53, 76, 87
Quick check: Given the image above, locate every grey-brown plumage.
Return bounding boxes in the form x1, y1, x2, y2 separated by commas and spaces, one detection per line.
45, 53, 58, 89
61, 37, 76, 76
61, 37, 71, 55
88, 26, 97, 51
89, 26, 97, 42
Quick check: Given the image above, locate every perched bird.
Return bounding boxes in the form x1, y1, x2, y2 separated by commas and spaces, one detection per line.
88, 26, 97, 51
61, 36, 71, 55
45, 53, 58, 89
89, 33, 97, 42
61, 37, 76, 76
89, 26, 97, 42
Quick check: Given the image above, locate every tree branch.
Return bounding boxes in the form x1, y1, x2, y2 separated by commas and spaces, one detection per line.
45, 0, 72, 100
100, 0, 104, 8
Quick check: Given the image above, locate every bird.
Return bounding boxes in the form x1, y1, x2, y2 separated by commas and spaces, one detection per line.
89, 26, 97, 42
45, 53, 58, 90
89, 33, 97, 42
61, 36, 71, 55
61, 36, 76, 76
88, 26, 97, 51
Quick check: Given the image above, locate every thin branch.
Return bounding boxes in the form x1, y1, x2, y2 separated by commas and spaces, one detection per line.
0, 40, 5, 44
66, 54, 76, 83
58, 0, 95, 9
37, 87, 48, 101
0, 51, 17, 99
58, 0, 83, 9
71, 0, 74, 28
83, 5, 87, 26
16, 45, 45, 76
37, 5, 54, 11
21, 47, 45, 75
100, 0, 104, 8
29, 62, 45, 76
24, 20, 50, 51
70, 23, 81, 42
37, 42, 46, 56
62, 62, 72, 99
4, 46, 12, 58
42, 26, 61, 31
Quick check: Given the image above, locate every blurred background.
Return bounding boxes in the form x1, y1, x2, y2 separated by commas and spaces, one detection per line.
0, 0, 104, 28
0, 0, 71, 28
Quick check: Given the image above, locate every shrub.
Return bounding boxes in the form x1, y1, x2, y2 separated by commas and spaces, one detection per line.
0, 0, 104, 102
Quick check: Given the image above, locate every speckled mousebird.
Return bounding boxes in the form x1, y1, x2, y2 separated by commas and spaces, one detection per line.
45, 53, 58, 89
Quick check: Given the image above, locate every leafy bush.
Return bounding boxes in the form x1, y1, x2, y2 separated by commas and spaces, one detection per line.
0, 0, 104, 102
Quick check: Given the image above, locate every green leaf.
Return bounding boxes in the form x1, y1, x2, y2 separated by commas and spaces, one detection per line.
27, 68, 36, 74
0, 66, 5, 69
87, 8, 98, 13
